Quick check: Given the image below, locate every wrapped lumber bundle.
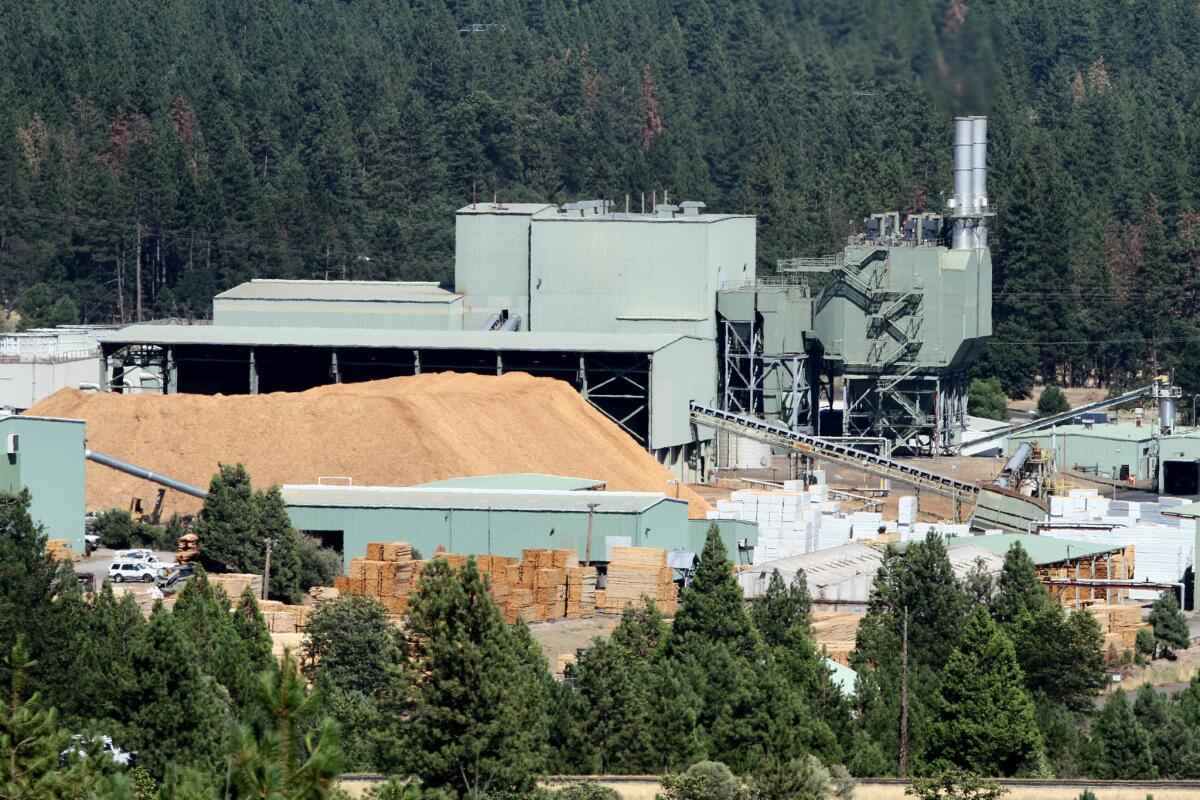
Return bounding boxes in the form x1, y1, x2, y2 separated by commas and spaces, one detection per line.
309, 585, 339, 602
810, 611, 862, 665
604, 547, 677, 614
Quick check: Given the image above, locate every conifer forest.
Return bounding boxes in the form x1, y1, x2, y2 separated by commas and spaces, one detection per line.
5, 1, 1200, 393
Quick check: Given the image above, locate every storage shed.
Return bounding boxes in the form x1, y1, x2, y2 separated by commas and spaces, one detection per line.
282, 484, 694, 569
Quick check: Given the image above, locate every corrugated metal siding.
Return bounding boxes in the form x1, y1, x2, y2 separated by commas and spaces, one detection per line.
213, 300, 464, 330
1012, 429, 1156, 481
0, 417, 85, 548
286, 501, 694, 570
689, 519, 759, 560
650, 337, 717, 449
455, 213, 535, 327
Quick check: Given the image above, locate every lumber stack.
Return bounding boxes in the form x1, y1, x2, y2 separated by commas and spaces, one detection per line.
1085, 603, 1152, 652
603, 546, 677, 615
176, 533, 200, 564
44, 539, 76, 562
208, 572, 264, 599
336, 542, 423, 615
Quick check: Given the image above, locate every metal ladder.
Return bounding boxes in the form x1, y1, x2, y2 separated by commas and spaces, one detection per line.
691, 403, 979, 500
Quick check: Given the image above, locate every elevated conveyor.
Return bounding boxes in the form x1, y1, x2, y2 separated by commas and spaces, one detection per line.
955, 384, 1155, 454
690, 403, 978, 500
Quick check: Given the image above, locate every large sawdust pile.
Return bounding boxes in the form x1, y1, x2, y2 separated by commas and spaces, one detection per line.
29, 373, 710, 518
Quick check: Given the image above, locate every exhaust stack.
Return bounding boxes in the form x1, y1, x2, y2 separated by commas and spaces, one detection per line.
951, 115, 988, 250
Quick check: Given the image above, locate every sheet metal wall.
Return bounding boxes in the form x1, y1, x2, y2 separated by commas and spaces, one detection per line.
0, 417, 85, 549
286, 500, 693, 569
1012, 427, 1157, 481
213, 299, 465, 330
455, 211, 542, 330
650, 337, 718, 450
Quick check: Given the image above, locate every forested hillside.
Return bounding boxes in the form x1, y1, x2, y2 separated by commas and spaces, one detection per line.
3, 0, 1200, 393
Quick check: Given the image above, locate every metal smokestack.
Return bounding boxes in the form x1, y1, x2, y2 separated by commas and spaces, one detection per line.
952, 117, 974, 250
971, 116, 988, 247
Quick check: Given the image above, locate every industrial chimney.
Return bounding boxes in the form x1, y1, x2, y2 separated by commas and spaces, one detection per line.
951, 115, 987, 250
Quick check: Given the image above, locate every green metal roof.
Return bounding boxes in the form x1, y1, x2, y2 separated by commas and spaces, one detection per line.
823, 658, 857, 698
281, 485, 681, 514
947, 533, 1122, 564
1162, 501, 1200, 518
1012, 422, 1156, 443
215, 280, 459, 304
412, 473, 606, 491
102, 325, 693, 353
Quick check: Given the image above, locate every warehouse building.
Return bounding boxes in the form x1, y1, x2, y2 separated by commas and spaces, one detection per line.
281, 483, 703, 569
0, 415, 85, 550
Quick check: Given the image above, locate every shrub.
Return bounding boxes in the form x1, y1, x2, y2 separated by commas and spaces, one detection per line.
661, 762, 746, 800
298, 534, 344, 590
553, 783, 620, 800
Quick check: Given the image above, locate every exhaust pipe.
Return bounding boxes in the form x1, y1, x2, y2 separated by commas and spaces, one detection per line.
971, 116, 988, 247
952, 117, 974, 249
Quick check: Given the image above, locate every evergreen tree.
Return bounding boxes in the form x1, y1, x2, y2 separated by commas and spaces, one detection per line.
991, 542, 1049, 626
964, 557, 995, 608
929, 607, 1043, 776
255, 486, 302, 603
124, 607, 228, 778
1149, 590, 1190, 658
967, 377, 1010, 422
564, 639, 656, 773
1036, 385, 1071, 418
752, 569, 812, 647
1091, 690, 1156, 780
1010, 604, 1106, 712
1133, 683, 1200, 779
383, 558, 548, 796
228, 652, 342, 800
195, 463, 258, 573
611, 600, 667, 661
232, 588, 275, 680
669, 524, 759, 658
171, 568, 263, 712
301, 594, 398, 697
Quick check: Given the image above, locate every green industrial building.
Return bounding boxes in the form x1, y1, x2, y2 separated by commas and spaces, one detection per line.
213, 280, 466, 330
0, 415, 86, 550
282, 484, 697, 569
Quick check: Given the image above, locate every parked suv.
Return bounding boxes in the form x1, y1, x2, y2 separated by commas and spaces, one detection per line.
107, 562, 157, 583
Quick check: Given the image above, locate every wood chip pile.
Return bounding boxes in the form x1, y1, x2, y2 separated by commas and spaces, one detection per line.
603, 546, 678, 615
811, 611, 862, 665
1086, 602, 1151, 652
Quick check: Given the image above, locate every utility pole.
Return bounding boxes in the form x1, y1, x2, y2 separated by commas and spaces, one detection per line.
262, 537, 274, 601
899, 605, 910, 778
585, 502, 599, 566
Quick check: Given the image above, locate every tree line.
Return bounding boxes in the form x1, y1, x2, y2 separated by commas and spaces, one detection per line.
6, 473, 1199, 799
5, 2, 1200, 390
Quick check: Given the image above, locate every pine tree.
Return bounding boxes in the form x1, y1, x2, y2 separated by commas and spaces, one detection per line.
383, 558, 548, 795
301, 594, 398, 697
565, 639, 656, 773
1133, 683, 1200, 779
195, 464, 258, 572
1011, 604, 1105, 712
232, 588, 275, 680
991, 542, 1049, 625
611, 599, 667, 661
964, 557, 995, 607
929, 607, 1043, 776
171, 568, 263, 712
228, 652, 342, 800
752, 569, 812, 647
1091, 690, 1156, 779
669, 524, 759, 658
125, 607, 228, 778
255, 486, 302, 603
1149, 590, 1190, 658
0, 639, 86, 800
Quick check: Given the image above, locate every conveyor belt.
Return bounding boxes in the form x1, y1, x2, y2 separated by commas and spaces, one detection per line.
690, 403, 978, 500
956, 384, 1154, 454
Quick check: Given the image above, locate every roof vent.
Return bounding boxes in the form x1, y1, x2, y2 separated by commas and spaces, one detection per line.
679, 201, 706, 216
653, 203, 679, 217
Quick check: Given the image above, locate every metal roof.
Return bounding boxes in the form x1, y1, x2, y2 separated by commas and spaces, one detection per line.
102, 324, 692, 353
823, 658, 858, 698
946, 533, 1122, 564
412, 473, 607, 491
456, 203, 556, 216
1162, 501, 1200, 519
281, 484, 681, 514
215, 280, 460, 304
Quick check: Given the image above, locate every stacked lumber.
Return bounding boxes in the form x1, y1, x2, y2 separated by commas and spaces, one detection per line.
1087, 603, 1150, 653
176, 533, 200, 564
811, 611, 862, 666
337, 543, 423, 615
603, 546, 677, 615
208, 572, 264, 599
308, 585, 340, 602
44, 539, 76, 562
1041, 545, 1136, 607
501, 548, 595, 623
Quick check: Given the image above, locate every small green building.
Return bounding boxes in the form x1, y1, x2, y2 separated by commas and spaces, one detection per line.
0, 415, 86, 550
282, 483, 697, 569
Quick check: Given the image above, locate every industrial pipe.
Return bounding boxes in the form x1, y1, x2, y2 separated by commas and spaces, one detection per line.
971, 116, 988, 247
84, 449, 207, 498
499, 314, 521, 331
993, 441, 1032, 489
952, 117, 974, 250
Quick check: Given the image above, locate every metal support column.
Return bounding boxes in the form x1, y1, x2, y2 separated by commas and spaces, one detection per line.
330, 350, 340, 383
99, 353, 109, 392
413, 349, 421, 375
249, 348, 259, 395
165, 347, 178, 394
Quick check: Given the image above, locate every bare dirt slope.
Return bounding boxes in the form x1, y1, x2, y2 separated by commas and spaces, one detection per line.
29, 373, 711, 518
